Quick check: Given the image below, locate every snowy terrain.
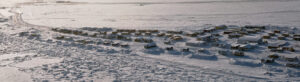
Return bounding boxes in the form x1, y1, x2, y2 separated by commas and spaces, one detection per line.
19, 0, 300, 30
1, 0, 300, 82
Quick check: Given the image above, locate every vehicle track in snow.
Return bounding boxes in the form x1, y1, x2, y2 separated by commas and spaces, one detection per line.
9, 11, 51, 31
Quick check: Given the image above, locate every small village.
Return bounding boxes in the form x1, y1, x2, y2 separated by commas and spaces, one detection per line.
2, 0, 300, 81
18, 25, 300, 68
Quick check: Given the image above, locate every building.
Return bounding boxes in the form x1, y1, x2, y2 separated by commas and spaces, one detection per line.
218, 50, 231, 55
218, 43, 231, 48
261, 59, 275, 63
294, 37, 300, 41
121, 44, 130, 48
171, 36, 183, 41
268, 41, 288, 49
244, 25, 266, 29
0, 18, 8, 22
112, 43, 120, 47
270, 48, 284, 52
294, 34, 300, 37
282, 33, 290, 37
263, 35, 271, 39
203, 28, 216, 33
156, 33, 165, 37
238, 44, 256, 51
185, 41, 207, 47
286, 63, 300, 68
182, 48, 190, 52
144, 43, 157, 49
237, 36, 263, 44
197, 35, 218, 42
246, 29, 257, 34
166, 31, 183, 34
273, 30, 281, 33
198, 48, 207, 53
268, 32, 275, 36
215, 25, 227, 30
165, 47, 174, 51
277, 36, 286, 40
231, 44, 240, 49
233, 51, 245, 56
284, 56, 298, 62
229, 33, 242, 38
223, 30, 233, 34
185, 32, 198, 37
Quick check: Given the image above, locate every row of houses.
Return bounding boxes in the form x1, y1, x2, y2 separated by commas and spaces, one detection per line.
243, 25, 266, 29
81, 27, 113, 32
54, 35, 130, 48
134, 38, 154, 43
222, 26, 266, 39
19, 32, 41, 40
101, 35, 133, 41
267, 54, 298, 62
145, 43, 210, 54
103, 41, 130, 48
53, 27, 297, 55
52, 28, 96, 37
262, 31, 298, 40
52, 27, 228, 46
266, 54, 300, 68
52, 28, 185, 46
53, 28, 274, 51
222, 26, 299, 54
267, 41, 295, 52
53, 28, 161, 37
52, 28, 155, 42
262, 29, 300, 41
166, 31, 183, 34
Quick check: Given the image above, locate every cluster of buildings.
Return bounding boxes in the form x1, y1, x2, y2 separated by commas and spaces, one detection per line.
48, 26, 300, 68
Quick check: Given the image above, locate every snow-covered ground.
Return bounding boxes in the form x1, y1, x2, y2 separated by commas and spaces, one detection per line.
19, 0, 300, 30
1, 0, 300, 82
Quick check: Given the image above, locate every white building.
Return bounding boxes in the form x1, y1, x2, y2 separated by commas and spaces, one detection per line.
238, 36, 263, 44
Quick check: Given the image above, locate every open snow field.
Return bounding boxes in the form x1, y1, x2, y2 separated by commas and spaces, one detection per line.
1, 0, 300, 82
19, 0, 300, 30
